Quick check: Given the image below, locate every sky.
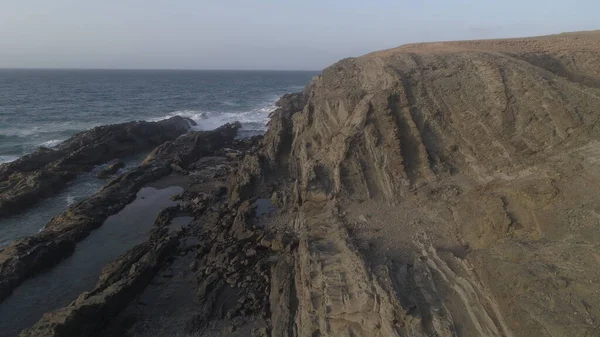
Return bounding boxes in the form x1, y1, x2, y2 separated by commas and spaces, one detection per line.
0, 0, 598, 70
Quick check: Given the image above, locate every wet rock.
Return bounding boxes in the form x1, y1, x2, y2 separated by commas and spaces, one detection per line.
20, 228, 178, 337
0, 116, 194, 217
0, 123, 241, 303
170, 163, 187, 174
96, 160, 125, 179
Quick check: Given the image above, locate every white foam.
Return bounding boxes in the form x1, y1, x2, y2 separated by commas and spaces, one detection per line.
0, 126, 42, 137
148, 110, 207, 123
150, 98, 279, 136
222, 100, 241, 107
66, 194, 76, 206
0, 155, 18, 164
0, 121, 101, 138
40, 139, 64, 148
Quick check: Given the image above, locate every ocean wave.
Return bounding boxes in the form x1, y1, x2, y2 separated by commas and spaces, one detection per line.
151, 99, 278, 135
222, 100, 241, 107
0, 155, 19, 164
66, 194, 76, 206
40, 139, 65, 148
0, 122, 101, 138
0, 127, 42, 138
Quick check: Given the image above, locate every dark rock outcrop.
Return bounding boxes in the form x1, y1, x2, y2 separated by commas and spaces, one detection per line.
19, 222, 179, 337
0, 123, 240, 303
96, 160, 125, 179
19, 125, 262, 337
0, 116, 195, 216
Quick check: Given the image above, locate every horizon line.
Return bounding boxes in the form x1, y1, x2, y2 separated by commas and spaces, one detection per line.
0, 67, 321, 72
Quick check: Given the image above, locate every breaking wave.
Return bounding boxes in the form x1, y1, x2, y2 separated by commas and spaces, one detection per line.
151, 98, 279, 136
0, 155, 18, 164
40, 139, 65, 148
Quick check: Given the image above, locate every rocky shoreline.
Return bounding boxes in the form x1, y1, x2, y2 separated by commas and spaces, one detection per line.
0, 116, 194, 217
2, 31, 600, 337
0, 121, 239, 303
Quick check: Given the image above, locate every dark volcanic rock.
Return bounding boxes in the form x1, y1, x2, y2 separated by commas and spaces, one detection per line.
0, 123, 240, 303
19, 125, 259, 337
0, 116, 195, 217
96, 160, 125, 179
19, 226, 179, 337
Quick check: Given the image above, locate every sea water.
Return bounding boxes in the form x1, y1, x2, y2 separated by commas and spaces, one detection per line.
0, 69, 316, 163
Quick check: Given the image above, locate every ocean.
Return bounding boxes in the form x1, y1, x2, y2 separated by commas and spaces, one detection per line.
0, 69, 316, 246
0, 69, 315, 245
0, 69, 317, 164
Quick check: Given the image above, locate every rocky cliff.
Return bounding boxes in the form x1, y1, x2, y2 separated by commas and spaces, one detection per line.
6, 31, 600, 337
256, 31, 600, 337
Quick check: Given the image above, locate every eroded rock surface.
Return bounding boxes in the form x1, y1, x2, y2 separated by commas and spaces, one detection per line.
256, 31, 600, 337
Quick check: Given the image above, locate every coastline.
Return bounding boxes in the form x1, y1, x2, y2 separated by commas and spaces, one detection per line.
2, 31, 600, 337
0, 69, 317, 165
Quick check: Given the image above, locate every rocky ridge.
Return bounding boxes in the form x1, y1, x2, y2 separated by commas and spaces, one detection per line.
0, 116, 194, 217
0, 123, 240, 303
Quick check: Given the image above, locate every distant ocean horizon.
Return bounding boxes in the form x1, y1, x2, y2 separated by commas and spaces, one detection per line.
0, 69, 318, 164
0, 68, 320, 71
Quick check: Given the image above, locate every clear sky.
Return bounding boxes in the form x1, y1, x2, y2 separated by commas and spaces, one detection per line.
0, 0, 598, 70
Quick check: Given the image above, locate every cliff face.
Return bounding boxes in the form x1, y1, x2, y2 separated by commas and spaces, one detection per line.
261, 31, 600, 337
274, 32, 600, 203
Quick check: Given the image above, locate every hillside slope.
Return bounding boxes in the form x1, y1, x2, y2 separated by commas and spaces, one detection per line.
259, 31, 600, 337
